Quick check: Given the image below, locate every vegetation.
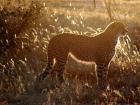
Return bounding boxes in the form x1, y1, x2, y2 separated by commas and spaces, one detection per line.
0, 0, 140, 104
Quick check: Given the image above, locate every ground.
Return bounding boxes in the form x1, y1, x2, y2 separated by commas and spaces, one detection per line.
0, 0, 140, 105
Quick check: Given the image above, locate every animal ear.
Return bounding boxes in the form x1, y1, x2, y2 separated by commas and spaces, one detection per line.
110, 20, 117, 23
110, 21, 119, 26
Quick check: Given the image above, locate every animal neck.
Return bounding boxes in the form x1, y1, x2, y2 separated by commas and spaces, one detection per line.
104, 29, 120, 48
113, 33, 120, 46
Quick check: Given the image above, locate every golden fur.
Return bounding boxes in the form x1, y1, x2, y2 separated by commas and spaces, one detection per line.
39, 21, 128, 90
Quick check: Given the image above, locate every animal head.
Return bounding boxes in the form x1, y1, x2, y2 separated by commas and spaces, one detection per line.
105, 21, 128, 37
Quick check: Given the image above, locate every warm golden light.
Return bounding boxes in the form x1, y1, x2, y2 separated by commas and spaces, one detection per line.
0, 0, 139, 104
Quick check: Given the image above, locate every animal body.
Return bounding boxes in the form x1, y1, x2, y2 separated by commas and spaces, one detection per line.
39, 21, 128, 90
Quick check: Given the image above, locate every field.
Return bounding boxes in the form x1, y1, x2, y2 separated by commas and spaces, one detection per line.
0, 0, 140, 105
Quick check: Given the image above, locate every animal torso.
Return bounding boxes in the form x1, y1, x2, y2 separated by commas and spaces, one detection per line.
48, 33, 116, 63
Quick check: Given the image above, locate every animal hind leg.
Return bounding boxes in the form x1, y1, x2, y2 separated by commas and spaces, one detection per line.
38, 54, 54, 81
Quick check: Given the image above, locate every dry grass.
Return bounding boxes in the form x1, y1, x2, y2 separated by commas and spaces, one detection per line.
0, 0, 140, 105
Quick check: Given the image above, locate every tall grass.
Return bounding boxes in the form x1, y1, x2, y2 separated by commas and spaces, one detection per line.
0, 0, 140, 104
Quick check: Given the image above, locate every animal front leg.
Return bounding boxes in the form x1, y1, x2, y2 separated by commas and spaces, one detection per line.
96, 64, 108, 90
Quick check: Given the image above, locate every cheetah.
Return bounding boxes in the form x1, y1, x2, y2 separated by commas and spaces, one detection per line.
39, 21, 128, 90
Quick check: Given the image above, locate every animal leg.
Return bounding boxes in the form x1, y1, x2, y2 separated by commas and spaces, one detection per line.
52, 59, 67, 84
96, 63, 108, 90
38, 54, 54, 81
